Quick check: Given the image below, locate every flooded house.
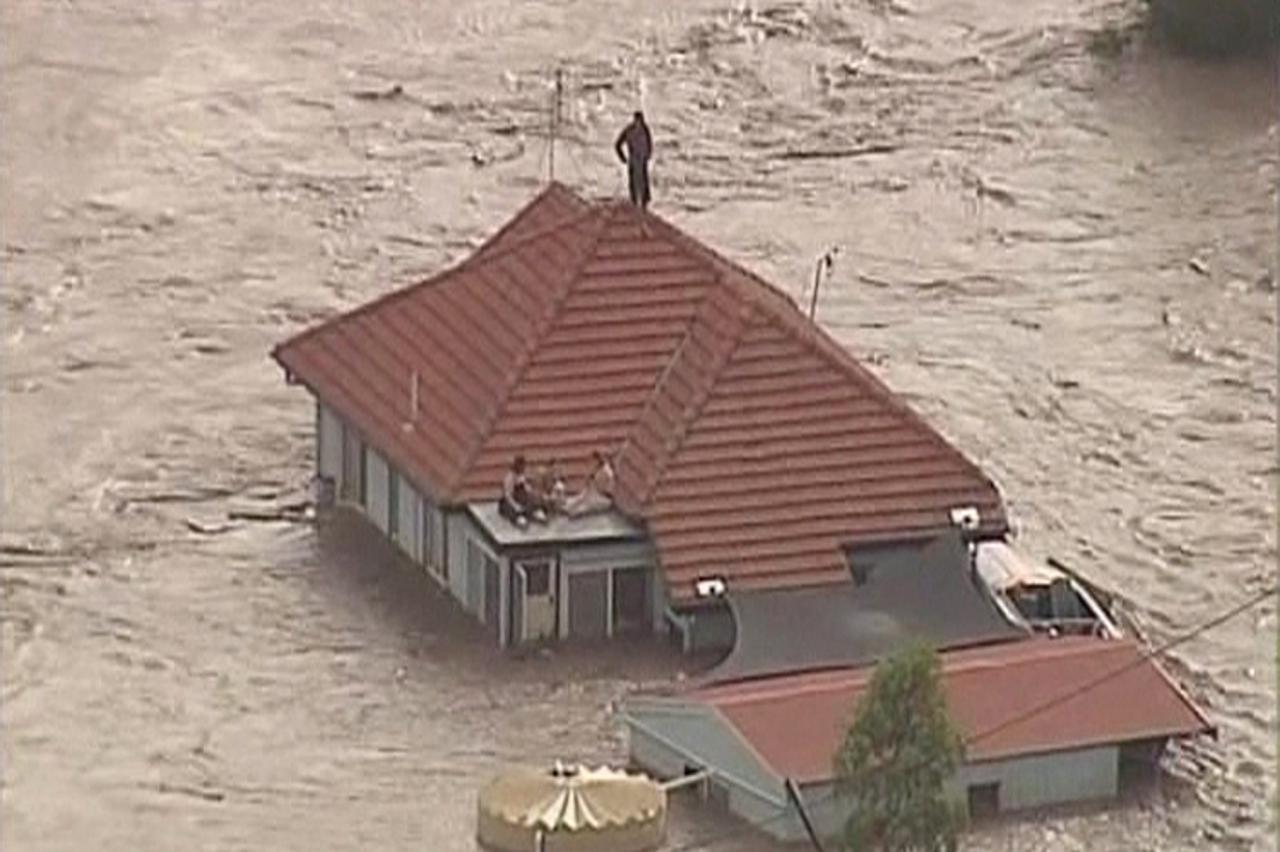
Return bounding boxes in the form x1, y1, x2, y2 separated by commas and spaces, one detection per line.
271, 182, 1014, 649
621, 527, 1211, 835
623, 632, 1213, 841
272, 181, 1214, 836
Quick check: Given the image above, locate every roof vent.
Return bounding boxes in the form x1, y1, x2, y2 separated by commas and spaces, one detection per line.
950, 506, 981, 531
695, 577, 726, 598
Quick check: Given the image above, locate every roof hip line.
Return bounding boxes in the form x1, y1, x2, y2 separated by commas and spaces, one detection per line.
628, 297, 755, 509
447, 206, 616, 497
642, 212, 1004, 507
270, 187, 595, 362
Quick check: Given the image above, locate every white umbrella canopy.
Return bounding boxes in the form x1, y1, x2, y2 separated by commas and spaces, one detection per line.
478, 762, 667, 852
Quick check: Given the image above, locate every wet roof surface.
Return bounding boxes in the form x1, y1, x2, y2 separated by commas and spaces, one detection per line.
274, 184, 1008, 601
468, 502, 647, 548
705, 531, 1027, 684
692, 636, 1215, 782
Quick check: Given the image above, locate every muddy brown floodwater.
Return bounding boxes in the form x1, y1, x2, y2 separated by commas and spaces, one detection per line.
1, 0, 1275, 850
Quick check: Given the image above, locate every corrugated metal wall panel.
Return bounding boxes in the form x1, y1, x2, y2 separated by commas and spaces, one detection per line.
447, 511, 499, 617
422, 501, 444, 575
397, 475, 420, 560
366, 450, 390, 533
958, 746, 1118, 811
446, 513, 470, 602
318, 403, 344, 484
784, 747, 1118, 844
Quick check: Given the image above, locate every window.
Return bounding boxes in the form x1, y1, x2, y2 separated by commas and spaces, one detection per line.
523, 561, 551, 596
612, 567, 650, 635
388, 470, 400, 540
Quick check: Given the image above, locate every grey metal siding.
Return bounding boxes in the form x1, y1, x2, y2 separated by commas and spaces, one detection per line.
417, 500, 445, 578
447, 511, 500, 619
445, 512, 472, 602
651, 572, 669, 633
956, 746, 1118, 811
365, 450, 390, 533
772, 748, 1119, 842
396, 475, 420, 560
317, 403, 343, 485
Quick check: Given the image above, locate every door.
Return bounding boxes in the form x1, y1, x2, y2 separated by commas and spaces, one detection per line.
569, 572, 608, 640
516, 558, 557, 642
612, 567, 651, 636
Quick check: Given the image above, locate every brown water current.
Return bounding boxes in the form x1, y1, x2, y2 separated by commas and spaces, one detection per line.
2, 1, 1276, 849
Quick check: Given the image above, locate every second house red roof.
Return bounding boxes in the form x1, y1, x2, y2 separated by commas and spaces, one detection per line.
273, 183, 1008, 602
693, 636, 1214, 782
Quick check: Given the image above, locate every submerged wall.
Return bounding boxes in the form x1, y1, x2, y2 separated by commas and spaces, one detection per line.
1147, 0, 1276, 55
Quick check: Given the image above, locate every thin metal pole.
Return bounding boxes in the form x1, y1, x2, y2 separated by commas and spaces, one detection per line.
549, 68, 563, 182
808, 247, 838, 322
808, 256, 823, 321
784, 777, 827, 852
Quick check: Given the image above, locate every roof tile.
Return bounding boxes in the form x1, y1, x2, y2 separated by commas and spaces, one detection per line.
694, 636, 1213, 781
274, 184, 1008, 598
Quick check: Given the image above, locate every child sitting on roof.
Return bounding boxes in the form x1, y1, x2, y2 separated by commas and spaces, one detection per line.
565, 450, 616, 518
541, 458, 568, 514
499, 455, 538, 527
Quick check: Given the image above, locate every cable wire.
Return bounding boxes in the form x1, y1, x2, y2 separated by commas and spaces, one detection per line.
660, 583, 1278, 851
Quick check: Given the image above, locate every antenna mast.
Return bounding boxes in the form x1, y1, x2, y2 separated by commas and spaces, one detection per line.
809, 247, 839, 322
548, 67, 563, 183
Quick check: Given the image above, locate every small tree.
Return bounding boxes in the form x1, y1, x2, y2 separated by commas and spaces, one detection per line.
834, 643, 966, 852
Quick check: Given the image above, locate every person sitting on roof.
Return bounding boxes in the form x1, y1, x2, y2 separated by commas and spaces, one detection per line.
543, 458, 568, 514
499, 455, 535, 527
566, 449, 616, 518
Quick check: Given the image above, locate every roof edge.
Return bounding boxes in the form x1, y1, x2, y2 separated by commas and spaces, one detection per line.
272, 183, 593, 370
639, 207, 1009, 523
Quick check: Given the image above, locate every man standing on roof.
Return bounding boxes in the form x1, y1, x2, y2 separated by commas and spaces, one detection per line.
614, 111, 652, 209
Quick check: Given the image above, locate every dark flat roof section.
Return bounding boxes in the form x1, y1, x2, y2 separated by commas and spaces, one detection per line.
706, 530, 1028, 685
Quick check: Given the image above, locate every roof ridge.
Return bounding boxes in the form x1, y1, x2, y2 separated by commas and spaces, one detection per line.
638, 209, 1006, 529
271, 185, 594, 364
701, 637, 1136, 705
445, 206, 616, 498
470, 182, 586, 258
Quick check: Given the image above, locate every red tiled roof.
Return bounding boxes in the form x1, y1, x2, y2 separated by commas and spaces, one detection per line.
693, 636, 1214, 782
273, 183, 1008, 601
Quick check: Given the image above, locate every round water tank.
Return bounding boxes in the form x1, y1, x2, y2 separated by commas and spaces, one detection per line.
477, 762, 666, 852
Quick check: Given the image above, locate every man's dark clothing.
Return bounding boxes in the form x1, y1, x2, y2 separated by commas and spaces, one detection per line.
615, 116, 652, 208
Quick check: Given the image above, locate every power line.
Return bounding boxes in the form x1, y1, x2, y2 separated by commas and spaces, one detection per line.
968, 582, 1276, 749
659, 583, 1277, 851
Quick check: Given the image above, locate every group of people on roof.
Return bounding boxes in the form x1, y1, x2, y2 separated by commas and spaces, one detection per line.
499, 450, 616, 528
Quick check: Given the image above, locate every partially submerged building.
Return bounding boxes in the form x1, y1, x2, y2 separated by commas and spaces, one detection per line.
272, 183, 1007, 648
624, 634, 1213, 841
273, 182, 1213, 836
